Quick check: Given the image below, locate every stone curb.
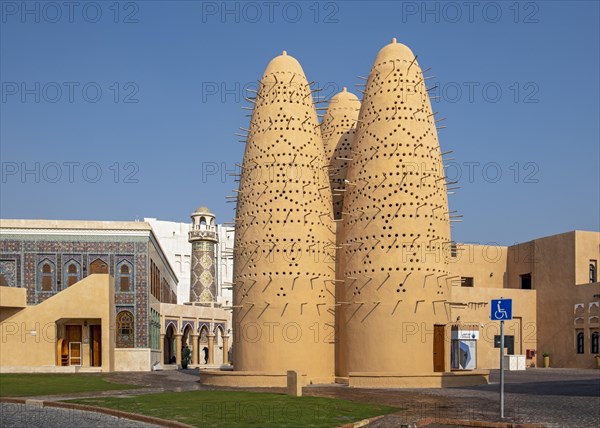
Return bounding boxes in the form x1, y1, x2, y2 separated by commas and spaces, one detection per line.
415, 417, 545, 427
339, 414, 385, 427
339, 413, 545, 428
0, 397, 195, 428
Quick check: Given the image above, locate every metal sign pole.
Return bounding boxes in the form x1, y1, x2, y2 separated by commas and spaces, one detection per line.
500, 319, 505, 419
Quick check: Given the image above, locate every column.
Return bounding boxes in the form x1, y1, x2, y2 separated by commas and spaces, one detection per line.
191, 334, 199, 366
175, 334, 182, 366
160, 333, 165, 364
207, 333, 215, 365
222, 335, 229, 365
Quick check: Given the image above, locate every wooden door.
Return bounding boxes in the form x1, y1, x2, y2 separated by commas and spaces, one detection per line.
65, 325, 82, 366
433, 324, 445, 372
90, 325, 102, 367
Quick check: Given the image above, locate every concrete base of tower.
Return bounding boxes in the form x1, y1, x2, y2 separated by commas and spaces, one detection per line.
199, 370, 336, 387
200, 370, 487, 388
348, 370, 489, 388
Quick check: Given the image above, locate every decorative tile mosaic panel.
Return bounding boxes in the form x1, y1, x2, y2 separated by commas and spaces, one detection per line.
0, 236, 150, 348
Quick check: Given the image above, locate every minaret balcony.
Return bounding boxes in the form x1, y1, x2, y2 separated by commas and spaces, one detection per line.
188, 230, 218, 242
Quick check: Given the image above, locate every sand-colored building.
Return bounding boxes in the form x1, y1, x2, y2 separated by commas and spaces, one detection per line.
1, 275, 115, 372
0, 213, 234, 372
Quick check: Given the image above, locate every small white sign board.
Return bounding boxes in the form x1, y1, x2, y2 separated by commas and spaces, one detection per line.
451, 330, 479, 340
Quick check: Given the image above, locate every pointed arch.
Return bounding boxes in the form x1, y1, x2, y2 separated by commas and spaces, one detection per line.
116, 311, 135, 348
63, 259, 81, 287
117, 260, 133, 292
38, 259, 55, 291
576, 331, 585, 354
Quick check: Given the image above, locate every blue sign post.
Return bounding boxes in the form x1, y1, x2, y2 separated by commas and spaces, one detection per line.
491, 298, 512, 419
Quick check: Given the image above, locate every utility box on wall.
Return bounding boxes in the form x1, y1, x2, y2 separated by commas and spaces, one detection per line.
451, 327, 479, 370
503, 355, 526, 371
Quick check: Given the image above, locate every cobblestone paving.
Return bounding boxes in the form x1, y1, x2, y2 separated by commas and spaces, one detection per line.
303, 369, 600, 428
0, 402, 160, 428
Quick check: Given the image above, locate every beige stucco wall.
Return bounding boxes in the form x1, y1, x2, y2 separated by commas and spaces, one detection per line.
0, 287, 27, 308
200, 370, 308, 387
114, 348, 155, 371
0, 274, 115, 372
518, 231, 600, 368
575, 231, 600, 285
506, 241, 536, 290
448, 286, 537, 369
159, 302, 230, 329
448, 244, 508, 289
348, 371, 489, 388
0, 287, 27, 322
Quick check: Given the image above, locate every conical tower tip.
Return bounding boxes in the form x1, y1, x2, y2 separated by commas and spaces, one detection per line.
374, 38, 415, 63
263, 50, 304, 76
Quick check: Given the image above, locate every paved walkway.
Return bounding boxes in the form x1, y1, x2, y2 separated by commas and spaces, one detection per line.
0, 402, 159, 428
302, 369, 600, 427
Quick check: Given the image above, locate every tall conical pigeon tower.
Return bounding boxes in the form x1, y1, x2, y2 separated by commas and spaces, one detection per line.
340, 39, 451, 376
320, 87, 361, 377
232, 51, 336, 382
320, 87, 361, 220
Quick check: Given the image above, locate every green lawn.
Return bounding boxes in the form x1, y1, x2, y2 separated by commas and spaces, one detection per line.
0, 374, 140, 397
69, 390, 399, 427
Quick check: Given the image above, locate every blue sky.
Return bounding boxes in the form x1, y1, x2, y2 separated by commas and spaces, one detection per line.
1, 0, 598, 245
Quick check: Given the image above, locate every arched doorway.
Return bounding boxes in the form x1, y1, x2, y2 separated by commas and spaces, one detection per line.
215, 326, 224, 365
182, 324, 193, 364
199, 325, 209, 365
164, 324, 176, 364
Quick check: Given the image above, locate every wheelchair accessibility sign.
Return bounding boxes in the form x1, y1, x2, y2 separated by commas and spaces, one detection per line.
491, 299, 512, 320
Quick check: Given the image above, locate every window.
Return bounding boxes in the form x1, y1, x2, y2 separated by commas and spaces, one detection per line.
38, 260, 55, 291
461, 277, 474, 287
117, 261, 133, 292
494, 335, 515, 355
576, 331, 584, 354
116, 311, 134, 348
149, 309, 160, 350
520, 273, 532, 290
590, 261, 597, 283
450, 243, 457, 258
64, 260, 80, 287
0, 260, 17, 287
592, 331, 599, 354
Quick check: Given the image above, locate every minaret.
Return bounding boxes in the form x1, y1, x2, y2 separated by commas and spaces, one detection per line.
188, 206, 218, 303
340, 39, 451, 375
232, 51, 336, 382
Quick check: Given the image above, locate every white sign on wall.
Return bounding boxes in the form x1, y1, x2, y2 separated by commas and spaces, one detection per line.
451, 330, 480, 340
